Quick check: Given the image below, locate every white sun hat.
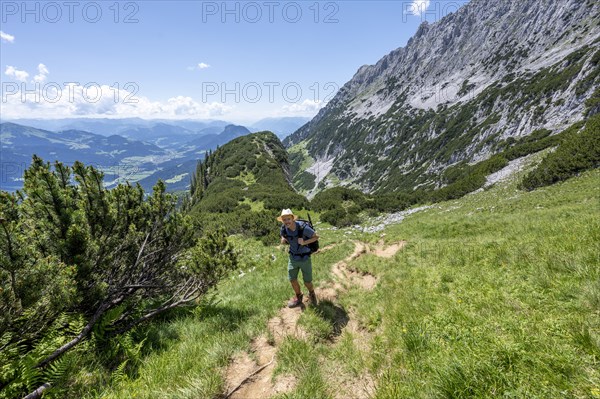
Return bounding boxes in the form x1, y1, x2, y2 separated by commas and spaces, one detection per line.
277, 208, 298, 222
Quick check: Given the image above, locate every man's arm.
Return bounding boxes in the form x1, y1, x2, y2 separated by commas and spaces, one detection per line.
298, 233, 318, 246
278, 235, 289, 252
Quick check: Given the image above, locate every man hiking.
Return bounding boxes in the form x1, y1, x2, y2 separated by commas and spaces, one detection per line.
278, 209, 319, 308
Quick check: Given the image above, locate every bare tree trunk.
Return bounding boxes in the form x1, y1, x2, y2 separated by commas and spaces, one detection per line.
36, 300, 113, 368
110, 295, 195, 337
22, 383, 50, 399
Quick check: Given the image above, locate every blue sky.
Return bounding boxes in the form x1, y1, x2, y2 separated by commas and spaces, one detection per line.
0, 0, 469, 124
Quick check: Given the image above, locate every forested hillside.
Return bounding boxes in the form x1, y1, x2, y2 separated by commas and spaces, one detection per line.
186, 131, 308, 243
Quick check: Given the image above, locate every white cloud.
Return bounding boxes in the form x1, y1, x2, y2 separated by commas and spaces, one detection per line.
1, 83, 232, 120
0, 31, 15, 43
5, 65, 29, 82
187, 62, 211, 71
406, 0, 430, 16
281, 99, 325, 116
33, 63, 49, 83
4, 63, 50, 83
162, 95, 230, 116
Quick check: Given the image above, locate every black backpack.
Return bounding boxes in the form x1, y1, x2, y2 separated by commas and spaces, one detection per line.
280, 214, 320, 254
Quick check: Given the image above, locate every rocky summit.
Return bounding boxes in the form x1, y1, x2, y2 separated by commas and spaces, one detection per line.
286, 0, 600, 196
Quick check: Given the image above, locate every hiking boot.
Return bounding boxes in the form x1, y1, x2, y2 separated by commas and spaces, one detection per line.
309, 291, 318, 306
288, 294, 303, 308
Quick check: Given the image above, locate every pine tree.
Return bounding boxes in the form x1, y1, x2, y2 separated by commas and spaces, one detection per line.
1, 156, 238, 398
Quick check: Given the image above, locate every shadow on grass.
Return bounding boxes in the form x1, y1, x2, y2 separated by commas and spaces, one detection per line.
314, 299, 349, 338
131, 302, 254, 360
198, 302, 257, 332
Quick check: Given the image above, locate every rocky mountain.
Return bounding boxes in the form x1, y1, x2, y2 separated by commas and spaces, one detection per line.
285, 0, 600, 196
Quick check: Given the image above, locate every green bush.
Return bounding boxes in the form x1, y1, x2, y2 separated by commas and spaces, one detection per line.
198, 192, 240, 213
337, 212, 361, 227
373, 191, 419, 212
585, 87, 600, 117
520, 115, 600, 190
430, 172, 488, 202
311, 187, 369, 212
0, 157, 237, 398
294, 171, 317, 191
319, 203, 362, 228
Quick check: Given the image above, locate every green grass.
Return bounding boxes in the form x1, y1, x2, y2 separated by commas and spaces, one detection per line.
59, 230, 350, 398
353, 168, 600, 398
231, 170, 257, 186
68, 164, 599, 398
271, 338, 332, 399
288, 141, 315, 172
238, 197, 265, 212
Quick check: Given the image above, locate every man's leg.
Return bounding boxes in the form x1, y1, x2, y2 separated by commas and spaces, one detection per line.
288, 258, 301, 295
300, 258, 317, 305
299, 257, 313, 290
288, 259, 303, 308
288, 279, 303, 308
290, 279, 302, 295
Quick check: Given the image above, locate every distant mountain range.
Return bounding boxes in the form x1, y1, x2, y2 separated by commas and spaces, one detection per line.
2, 118, 230, 137
117, 123, 221, 150
182, 124, 251, 154
0, 122, 168, 191
249, 117, 311, 139
1, 122, 252, 192
0, 116, 313, 193
3, 116, 310, 141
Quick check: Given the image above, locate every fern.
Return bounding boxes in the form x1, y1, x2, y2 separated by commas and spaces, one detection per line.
43, 354, 71, 384
112, 359, 130, 385
18, 354, 44, 392
0, 312, 88, 398
92, 305, 126, 349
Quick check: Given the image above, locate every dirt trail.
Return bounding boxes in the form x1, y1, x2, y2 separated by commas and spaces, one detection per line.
372, 239, 406, 258
225, 335, 295, 399
223, 240, 405, 398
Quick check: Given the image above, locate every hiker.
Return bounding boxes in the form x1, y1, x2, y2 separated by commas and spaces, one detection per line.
278, 209, 319, 308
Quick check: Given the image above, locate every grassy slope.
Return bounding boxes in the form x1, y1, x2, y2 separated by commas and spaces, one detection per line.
88, 235, 351, 399
90, 163, 598, 398
349, 167, 599, 398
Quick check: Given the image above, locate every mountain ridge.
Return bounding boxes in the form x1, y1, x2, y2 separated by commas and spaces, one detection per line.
285, 0, 600, 196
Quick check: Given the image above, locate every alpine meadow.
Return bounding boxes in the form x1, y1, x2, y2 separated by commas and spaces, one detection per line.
0, 1, 599, 398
